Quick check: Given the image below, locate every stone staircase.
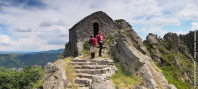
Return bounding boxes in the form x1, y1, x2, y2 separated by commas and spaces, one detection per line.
70, 57, 117, 88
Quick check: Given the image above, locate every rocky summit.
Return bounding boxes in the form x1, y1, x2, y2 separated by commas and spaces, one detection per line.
43, 11, 197, 89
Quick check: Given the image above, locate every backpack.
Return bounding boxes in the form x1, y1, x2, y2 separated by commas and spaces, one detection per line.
94, 38, 97, 46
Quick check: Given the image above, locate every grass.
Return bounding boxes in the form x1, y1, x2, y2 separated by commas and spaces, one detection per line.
62, 57, 73, 62
110, 59, 142, 89
144, 41, 154, 58
33, 77, 44, 89
151, 61, 163, 73
83, 40, 90, 50
143, 37, 196, 88
103, 34, 115, 46
156, 47, 194, 88
54, 57, 78, 89
102, 54, 110, 58
117, 30, 121, 34
115, 19, 125, 22
63, 64, 78, 89
131, 41, 138, 49
160, 65, 194, 89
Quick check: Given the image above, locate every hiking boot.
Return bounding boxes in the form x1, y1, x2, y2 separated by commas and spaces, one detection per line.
98, 54, 102, 57
91, 53, 95, 59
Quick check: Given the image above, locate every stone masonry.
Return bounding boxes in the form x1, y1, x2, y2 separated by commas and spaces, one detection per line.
64, 11, 118, 57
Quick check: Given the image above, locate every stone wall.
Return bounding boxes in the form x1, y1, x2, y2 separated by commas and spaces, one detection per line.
64, 11, 118, 57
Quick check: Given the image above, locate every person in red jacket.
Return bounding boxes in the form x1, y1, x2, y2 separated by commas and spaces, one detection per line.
97, 31, 105, 56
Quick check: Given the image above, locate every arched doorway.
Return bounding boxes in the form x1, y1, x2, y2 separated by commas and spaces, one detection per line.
93, 22, 99, 38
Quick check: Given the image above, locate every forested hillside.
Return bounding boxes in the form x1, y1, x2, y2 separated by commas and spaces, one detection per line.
0, 66, 44, 89
0, 53, 59, 68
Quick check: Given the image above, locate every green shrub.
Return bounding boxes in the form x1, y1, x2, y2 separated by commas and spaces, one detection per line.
83, 40, 89, 50
115, 19, 125, 22
0, 66, 11, 73
126, 34, 129, 37
164, 40, 175, 51
58, 51, 64, 59
117, 30, 121, 34
103, 35, 115, 45
0, 66, 44, 89
144, 41, 153, 58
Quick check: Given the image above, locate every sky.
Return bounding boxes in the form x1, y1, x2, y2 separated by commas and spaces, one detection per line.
0, 0, 197, 52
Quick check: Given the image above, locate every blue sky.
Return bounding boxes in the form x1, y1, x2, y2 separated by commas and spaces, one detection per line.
0, 0, 197, 51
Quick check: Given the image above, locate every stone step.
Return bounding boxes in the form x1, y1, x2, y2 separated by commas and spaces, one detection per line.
90, 60, 114, 65
77, 73, 94, 79
70, 62, 114, 66
78, 87, 89, 89
73, 65, 111, 69
74, 69, 110, 75
76, 73, 105, 79
71, 58, 113, 62
70, 61, 114, 66
67, 86, 89, 89
70, 62, 96, 65
70, 59, 88, 62
75, 77, 92, 86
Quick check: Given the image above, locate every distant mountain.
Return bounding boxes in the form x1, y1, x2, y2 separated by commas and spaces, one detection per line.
0, 49, 64, 55
0, 51, 30, 55
27, 49, 64, 55
0, 53, 60, 68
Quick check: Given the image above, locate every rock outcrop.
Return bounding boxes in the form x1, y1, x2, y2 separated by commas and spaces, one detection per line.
152, 49, 167, 66
174, 56, 182, 69
45, 11, 198, 89
43, 62, 66, 89
115, 20, 150, 56
164, 32, 190, 54
114, 20, 132, 30
91, 76, 115, 89
132, 86, 147, 89
145, 32, 194, 85
179, 30, 198, 61
146, 33, 160, 46
111, 34, 176, 89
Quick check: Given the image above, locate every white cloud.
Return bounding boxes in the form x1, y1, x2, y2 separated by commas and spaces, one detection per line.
179, 1, 198, 20
138, 27, 168, 35
132, 17, 181, 27
131, 17, 180, 35
39, 20, 67, 27
156, 0, 188, 12
13, 34, 30, 38
39, 21, 52, 27
148, 17, 181, 28
0, 0, 194, 51
192, 22, 198, 30
12, 27, 32, 32
0, 35, 16, 46
0, 0, 164, 51
176, 31, 187, 35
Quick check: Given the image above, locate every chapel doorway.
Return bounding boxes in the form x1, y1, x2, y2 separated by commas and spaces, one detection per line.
93, 22, 99, 38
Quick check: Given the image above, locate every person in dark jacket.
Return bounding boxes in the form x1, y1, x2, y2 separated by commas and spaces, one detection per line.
97, 31, 105, 56
88, 35, 95, 59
